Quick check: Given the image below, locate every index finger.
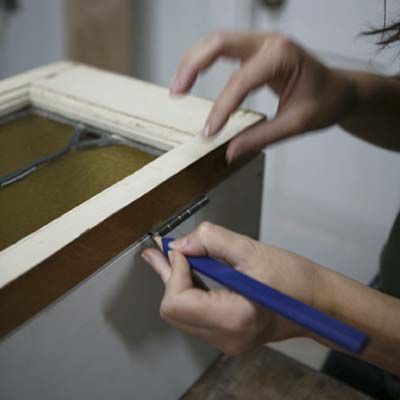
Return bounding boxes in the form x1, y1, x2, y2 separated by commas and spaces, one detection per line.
169, 222, 256, 268
171, 31, 265, 94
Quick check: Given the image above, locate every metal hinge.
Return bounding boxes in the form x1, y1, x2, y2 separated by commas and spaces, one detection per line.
151, 195, 209, 237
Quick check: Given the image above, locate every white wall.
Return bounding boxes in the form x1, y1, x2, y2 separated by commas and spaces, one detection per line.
253, 0, 400, 284
131, 0, 252, 99
0, 0, 64, 79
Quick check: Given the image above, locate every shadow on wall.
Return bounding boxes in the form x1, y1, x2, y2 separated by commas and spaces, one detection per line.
103, 247, 217, 366
103, 249, 169, 346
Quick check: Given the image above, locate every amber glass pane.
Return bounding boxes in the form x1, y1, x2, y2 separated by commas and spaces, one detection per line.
0, 113, 156, 251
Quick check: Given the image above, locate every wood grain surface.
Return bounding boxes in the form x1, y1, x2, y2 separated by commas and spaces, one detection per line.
182, 346, 372, 400
65, 0, 131, 74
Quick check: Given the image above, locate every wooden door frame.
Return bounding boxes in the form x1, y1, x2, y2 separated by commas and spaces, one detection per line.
64, 0, 132, 75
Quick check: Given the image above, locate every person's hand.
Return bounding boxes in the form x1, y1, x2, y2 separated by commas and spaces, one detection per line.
170, 31, 356, 163
142, 222, 328, 355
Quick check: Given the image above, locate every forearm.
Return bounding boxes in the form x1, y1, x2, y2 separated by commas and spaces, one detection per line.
313, 266, 400, 375
337, 68, 400, 151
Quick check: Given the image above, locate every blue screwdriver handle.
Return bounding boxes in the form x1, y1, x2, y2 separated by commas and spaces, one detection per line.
161, 237, 369, 353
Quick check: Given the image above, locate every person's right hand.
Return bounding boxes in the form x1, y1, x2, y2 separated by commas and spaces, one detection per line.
170, 31, 357, 163
142, 222, 327, 355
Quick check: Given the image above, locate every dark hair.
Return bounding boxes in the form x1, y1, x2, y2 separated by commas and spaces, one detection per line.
363, 1, 400, 48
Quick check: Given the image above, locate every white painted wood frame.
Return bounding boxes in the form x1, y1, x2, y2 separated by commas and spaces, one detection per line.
0, 62, 263, 290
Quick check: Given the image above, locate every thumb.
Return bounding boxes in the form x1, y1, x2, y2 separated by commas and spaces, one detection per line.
169, 222, 253, 268
165, 250, 194, 296
226, 106, 310, 163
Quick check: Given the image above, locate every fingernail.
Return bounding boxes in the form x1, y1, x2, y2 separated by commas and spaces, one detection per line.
168, 250, 174, 265
170, 76, 182, 94
170, 85, 179, 95
170, 237, 188, 249
226, 149, 235, 165
141, 252, 151, 263
201, 123, 211, 137
169, 91, 183, 99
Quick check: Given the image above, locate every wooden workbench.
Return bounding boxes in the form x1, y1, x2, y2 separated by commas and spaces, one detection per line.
183, 346, 371, 399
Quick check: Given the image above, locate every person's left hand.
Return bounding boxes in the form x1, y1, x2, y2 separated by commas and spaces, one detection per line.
142, 222, 326, 355
170, 31, 355, 163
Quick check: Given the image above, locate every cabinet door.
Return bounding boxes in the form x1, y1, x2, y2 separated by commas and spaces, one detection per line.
252, 0, 400, 284
0, 156, 264, 400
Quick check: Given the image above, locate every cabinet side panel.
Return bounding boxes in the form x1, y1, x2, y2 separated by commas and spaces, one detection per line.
0, 157, 265, 399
